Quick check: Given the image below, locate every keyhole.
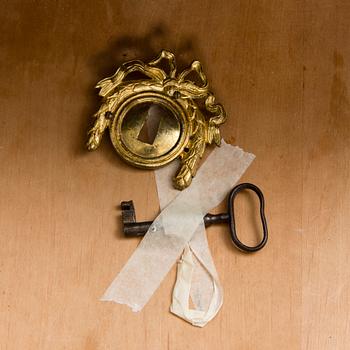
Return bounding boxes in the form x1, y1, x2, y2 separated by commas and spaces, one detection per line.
137, 105, 163, 145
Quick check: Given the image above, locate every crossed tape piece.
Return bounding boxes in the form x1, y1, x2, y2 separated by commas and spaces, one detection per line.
101, 140, 255, 326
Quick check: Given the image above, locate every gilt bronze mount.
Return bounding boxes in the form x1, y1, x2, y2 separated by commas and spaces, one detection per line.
87, 50, 227, 189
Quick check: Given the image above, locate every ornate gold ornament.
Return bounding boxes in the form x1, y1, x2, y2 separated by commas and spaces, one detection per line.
87, 50, 226, 189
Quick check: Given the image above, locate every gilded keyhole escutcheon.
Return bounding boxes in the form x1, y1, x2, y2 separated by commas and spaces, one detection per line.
86, 50, 227, 189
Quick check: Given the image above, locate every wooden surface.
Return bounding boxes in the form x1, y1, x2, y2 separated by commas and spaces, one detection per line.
1, 1, 349, 349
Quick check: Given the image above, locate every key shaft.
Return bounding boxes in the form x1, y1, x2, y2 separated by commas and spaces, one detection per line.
123, 212, 229, 237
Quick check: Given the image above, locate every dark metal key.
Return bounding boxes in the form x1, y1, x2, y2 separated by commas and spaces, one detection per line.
121, 183, 268, 253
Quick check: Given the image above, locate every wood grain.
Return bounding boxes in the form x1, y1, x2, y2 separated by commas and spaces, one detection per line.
0, 0, 349, 349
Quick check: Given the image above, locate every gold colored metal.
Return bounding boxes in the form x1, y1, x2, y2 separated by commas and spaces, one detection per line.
87, 50, 226, 189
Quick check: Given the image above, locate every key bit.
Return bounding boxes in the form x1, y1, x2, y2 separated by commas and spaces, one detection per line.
121, 200, 153, 237
121, 200, 136, 224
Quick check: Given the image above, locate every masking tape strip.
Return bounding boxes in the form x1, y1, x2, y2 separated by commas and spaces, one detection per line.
101, 141, 255, 323
170, 228, 223, 327
154, 161, 222, 326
